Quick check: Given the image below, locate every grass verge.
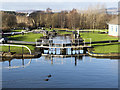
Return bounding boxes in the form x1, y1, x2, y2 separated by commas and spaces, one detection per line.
80, 32, 119, 53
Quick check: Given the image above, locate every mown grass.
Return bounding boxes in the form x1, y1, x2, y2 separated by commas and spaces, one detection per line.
93, 44, 120, 53
80, 32, 119, 53
2, 32, 44, 54
11, 29, 24, 32
9, 33, 43, 42
80, 32, 118, 42
57, 31, 73, 35
4, 29, 119, 54
1, 45, 33, 54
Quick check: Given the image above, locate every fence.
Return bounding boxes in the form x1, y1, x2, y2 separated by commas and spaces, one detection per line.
35, 38, 92, 48
0, 44, 31, 55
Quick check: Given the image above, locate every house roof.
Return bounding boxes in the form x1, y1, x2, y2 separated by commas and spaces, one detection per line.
108, 16, 120, 25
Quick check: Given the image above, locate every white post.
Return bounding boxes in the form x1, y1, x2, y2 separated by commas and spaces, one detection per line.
35, 39, 37, 46
90, 38, 91, 46
62, 39, 63, 47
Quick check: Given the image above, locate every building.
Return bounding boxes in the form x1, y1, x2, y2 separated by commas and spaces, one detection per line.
108, 17, 120, 37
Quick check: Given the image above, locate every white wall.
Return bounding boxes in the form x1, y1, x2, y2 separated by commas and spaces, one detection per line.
118, 25, 120, 37
108, 24, 120, 36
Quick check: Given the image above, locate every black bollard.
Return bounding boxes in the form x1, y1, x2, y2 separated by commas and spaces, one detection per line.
83, 47, 87, 54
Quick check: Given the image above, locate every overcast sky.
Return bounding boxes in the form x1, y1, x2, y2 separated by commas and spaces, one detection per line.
0, 0, 119, 2
0, 0, 119, 11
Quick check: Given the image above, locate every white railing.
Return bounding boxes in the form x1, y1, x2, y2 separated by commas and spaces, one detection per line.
4, 59, 32, 69
35, 38, 92, 48
0, 44, 32, 69
0, 44, 31, 55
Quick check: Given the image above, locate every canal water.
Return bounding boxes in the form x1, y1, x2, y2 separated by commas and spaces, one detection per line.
1, 36, 118, 88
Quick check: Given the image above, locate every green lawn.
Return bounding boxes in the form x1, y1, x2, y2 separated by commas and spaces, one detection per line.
3, 29, 119, 54
2, 32, 44, 54
11, 29, 24, 32
80, 32, 118, 42
93, 44, 120, 53
80, 32, 119, 53
1, 45, 33, 54
57, 31, 73, 35
9, 33, 43, 42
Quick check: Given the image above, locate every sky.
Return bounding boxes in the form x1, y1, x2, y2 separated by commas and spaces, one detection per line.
0, 0, 119, 11
0, 0, 119, 2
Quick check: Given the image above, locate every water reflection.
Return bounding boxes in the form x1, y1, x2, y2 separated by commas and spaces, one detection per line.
2, 58, 32, 69
43, 55, 83, 66
1, 54, 85, 68
2, 54, 118, 88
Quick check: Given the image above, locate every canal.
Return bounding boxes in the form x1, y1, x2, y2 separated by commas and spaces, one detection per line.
1, 35, 118, 88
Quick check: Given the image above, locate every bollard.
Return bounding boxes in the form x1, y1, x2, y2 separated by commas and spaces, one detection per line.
22, 59, 24, 66
22, 46, 24, 58
75, 56, 77, 66
71, 48, 73, 55
9, 45, 10, 52
83, 47, 87, 54
9, 60, 11, 66
79, 48, 81, 54
55, 48, 56, 55
48, 49, 49, 54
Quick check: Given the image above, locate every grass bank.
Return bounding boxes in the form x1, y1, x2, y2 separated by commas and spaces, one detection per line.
9, 33, 43, 42
1, 33, 43, 54
1, 45, 32, 54
80, 32, 118, 42
92, 43, 120, 53
57, 31, 73, 35
80, 32, 119, 53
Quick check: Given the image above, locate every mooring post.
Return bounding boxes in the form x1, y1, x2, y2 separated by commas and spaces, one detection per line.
84, 39, 85, 46
75, 56, 77, 66
22, 58, 24, 66
9, 60, 11, 67
55, 48, 56, 55
48, 49, 49, 54
83, 47, 87, 54
22, 46, 24, 58
71, 48, 73, 55
9, 45, 10, 52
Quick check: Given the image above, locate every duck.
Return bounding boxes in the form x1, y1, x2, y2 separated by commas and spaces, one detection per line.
48, 75, 52, 78
44, 79, 49, 81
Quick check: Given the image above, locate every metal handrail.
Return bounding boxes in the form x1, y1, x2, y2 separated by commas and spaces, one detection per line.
0, 44, 32, 55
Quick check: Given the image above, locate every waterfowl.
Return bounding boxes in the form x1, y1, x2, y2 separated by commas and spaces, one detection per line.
48, 75, 51, 78
44, 79, 49, 81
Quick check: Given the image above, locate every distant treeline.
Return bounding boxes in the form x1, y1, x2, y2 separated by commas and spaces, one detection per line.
1, 5, 117, 32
